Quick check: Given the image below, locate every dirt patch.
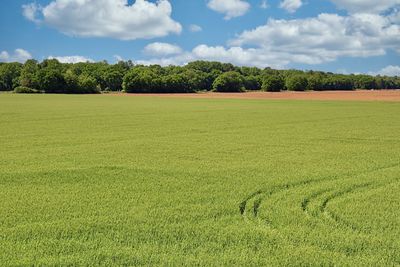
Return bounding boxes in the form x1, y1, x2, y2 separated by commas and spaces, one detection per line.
111, 90, 400, 102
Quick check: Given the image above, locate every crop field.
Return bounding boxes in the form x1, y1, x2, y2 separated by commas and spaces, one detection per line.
0, 94, 399, 266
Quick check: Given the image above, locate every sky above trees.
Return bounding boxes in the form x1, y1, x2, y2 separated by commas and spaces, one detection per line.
1, 0, 400, 75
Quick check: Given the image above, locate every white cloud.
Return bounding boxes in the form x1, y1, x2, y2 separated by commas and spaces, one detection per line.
137, 10, 400, 69
137, 45, 292, 69
207, 0, 250, 20
22, 3, 41, 23
47, 55, 93, 63
136, 53, 193, 66
143, 42, 183, 56
330, 0, 400, 14
0, 51, 9, 61
279, 0, 302, 13
23, 0, 182, 40
0, 49, 32, 63
370, 65, 400, 76
189, 24, 203, 32
191, 45, 288, 68
229, 13, 400, 65
260, 0, 269, 9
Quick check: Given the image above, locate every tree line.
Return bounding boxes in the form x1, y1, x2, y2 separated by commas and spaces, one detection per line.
0, 59, 399, 94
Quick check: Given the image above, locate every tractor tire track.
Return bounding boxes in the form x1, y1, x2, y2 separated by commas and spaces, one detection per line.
321, 179, 400, 233
303, 182, 373, 232
240, 162, 400, 228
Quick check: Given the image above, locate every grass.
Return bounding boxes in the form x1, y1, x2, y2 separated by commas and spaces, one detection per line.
0, 94, 399, 266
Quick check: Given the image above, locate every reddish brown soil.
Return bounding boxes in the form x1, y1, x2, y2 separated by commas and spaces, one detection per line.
111, 90, 400, 102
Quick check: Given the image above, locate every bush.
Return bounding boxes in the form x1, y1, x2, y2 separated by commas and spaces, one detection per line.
261, 75, 285, 92
14, 86, 42, 94
212, 71, 244, 92
285, 75, 308, 91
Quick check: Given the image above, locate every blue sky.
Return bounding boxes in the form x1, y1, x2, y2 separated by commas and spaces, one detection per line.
1, 0, 400, 75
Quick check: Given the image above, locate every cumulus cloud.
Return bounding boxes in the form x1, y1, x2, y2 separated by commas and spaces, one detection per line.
191, 45, 289, 68
370, 65, 400, 76
137, 10, 400, 69
22, 0, 182, 40
138, 45, 292, 69
189, 24, 203, 32
207, 0, 250, 20
143, 42, 183, 56
22, 3, 41, 24
0, 49, 32, 63
47, 55, 93, 63
279, 0, 302, 13
229, 13, 400, 64
330, 0, 400, 14
136, 53, 192, 66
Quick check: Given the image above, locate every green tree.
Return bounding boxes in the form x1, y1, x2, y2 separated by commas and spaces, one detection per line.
321, 75, 354, 90
262, 67, 281, 76
64, 70, 79, 92
123, 67, 157, 93
181, 69, 209, 91
37, 69, 66, 93
103, 70, 124, 91
355, 75, 377, 89
77, 74, 99, 94
161, 74, 191, 93
186, 61, 235, 73
3, 58, 399, 94
0, 62, 22, 91
285, 75, 308, 91
244, 75, 261, 91
261, 75, 284, 92
212, 71, 244, 92
307, 75, 323, 91
240, 66, 261, 76
37, 59, 66, 93
19, 59, 39, 89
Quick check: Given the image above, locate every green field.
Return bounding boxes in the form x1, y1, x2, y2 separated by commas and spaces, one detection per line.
1, 94, 399, 266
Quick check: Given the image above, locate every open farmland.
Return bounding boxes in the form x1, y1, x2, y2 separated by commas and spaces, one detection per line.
0, 94, 399, 265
